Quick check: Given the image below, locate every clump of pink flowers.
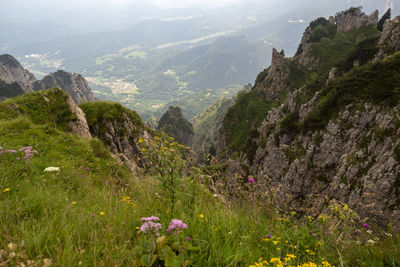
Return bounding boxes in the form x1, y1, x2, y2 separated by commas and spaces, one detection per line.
0, 145, 37, 160
248, 177, 255, 183
139, 216, 162, 234
167, 219, 188, 233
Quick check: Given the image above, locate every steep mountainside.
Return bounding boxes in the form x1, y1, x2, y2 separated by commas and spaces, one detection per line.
80, 101, 151, 173
218, 8, 400, 228
157, 106, 194, 147
34, 70, 95, 104
0, 54, 36, 95
0, 54, 95, 104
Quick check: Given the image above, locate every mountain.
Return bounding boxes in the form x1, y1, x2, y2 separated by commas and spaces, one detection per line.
0, 54, 36, 95
157, 106, 194, 147
217, 8, 400, 228
0, 54, 95, 104
33, 70, 95, 104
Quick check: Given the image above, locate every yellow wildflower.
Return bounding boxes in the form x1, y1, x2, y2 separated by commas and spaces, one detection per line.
72, 202, 77, 205
99, 211, 105, 216
136, 226, 139, 230
273, 240, 280, 245
2, 188, 11, 193
138, 137, 143, 144
321, 261, 332, 267
200, 214, 204, 219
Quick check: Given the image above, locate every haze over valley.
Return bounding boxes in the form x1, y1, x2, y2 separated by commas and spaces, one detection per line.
1, 0, 397, 120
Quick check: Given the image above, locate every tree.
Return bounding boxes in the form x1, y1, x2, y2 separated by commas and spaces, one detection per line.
377, 8, 391, 32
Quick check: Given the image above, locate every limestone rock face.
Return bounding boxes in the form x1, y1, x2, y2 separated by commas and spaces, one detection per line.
375, 16, 400, 60
34, 70, 95, 104
336, 8, 379, 33
65, 96, 91, 138
81, 102, 149, 174
251, 102, 400, 229
0, 54, 36, 93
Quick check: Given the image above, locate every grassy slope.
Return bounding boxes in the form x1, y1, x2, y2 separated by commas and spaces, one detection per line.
0, 89, 399, 266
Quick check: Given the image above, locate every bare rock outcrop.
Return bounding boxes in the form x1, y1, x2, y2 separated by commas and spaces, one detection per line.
34, 70, 95, 104
375, 15, 400, 60
0, 54, 36, 92
336, 8, 379, 33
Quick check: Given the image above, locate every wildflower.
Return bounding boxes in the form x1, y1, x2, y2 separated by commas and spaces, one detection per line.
248, 177, 255, 183
273, 240, 279, 245
309, 230, 313, 235
354, 230, 359, 235
2, 188, 11, 193
306, 249, 315, 255
140, 221, 162, 234
367, 239, 376, 244
286, 254, 296, 259
270, 258, 282, 264
322, 261, 332, 267
140, 148, 146, 153
363, 223, 369, 229
385, 232, 393, 237
5, 150, 17, 153
16, 157, 20, 160
85, 167, 90, 170
186, 237, 191, 241
367, 230, 372, 235
99, 211, 105, 216
199, 214, 204, 219
72, 202, 77, 205
249, 196, 253, 200
138, 137, 143, 144
141, 216, 160, 222
167, 219, 188, 233
136, 226, 139, 230
267, 234, 272, 239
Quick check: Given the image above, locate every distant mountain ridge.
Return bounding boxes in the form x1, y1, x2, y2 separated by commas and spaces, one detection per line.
0, 54, 95, 103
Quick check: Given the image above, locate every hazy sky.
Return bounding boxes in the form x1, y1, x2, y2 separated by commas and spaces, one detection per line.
90, 0, 245, 8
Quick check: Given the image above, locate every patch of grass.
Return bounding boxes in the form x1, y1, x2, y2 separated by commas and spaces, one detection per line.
0, 88, 76, 132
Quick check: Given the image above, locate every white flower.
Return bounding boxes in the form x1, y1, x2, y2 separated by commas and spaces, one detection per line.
366, 230, 373, 235
367, 239, 376, 244
44, 167, 60, 172
385, 232, 393, 237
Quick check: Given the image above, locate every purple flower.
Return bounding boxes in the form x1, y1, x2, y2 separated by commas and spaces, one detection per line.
249, 196, 253, 200
248, 177, 255, 183
363, 223, 369, 229
85, 167, 90, 170
309, 230, 313, 235
141, 216, 160, 222
16, 157, 20, 160
354, 230, 359, 235
267, 234, 272, 239
140, 221, 162, 234
5, 150, 17, 153
0, 146, 3, 150
186, 237, 191, 241
167, 219, 188, 233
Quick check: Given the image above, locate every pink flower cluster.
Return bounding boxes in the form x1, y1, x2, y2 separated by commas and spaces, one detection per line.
0, 146, 37, 160
167, 219, 188, 233
139, 216, 162, 234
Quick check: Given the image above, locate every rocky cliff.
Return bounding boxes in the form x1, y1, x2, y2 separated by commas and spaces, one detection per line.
0, 54, 95, 104
0, 54, 36, 95
34, 70, 95, 104
218, 7, 400, 229
157, 106, 194, 147
80, 101, 151, 173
